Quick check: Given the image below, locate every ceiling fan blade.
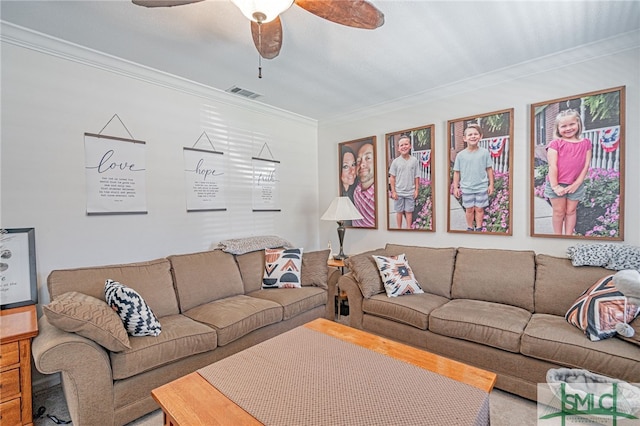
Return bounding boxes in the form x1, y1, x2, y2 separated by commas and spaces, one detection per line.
132, 0, 204, 8
294, 0, 384, 29
251, 17, 283, 60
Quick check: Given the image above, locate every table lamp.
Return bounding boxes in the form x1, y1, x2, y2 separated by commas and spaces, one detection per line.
321, 197, 363, 260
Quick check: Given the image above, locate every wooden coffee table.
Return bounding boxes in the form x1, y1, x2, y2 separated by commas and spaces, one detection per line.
152, 318, 496, 426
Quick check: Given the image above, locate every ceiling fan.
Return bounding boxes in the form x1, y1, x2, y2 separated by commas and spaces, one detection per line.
132, 0, 384, 60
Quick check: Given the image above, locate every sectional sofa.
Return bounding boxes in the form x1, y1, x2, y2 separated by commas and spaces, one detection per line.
32, 247, 337, 426
334, 244, 640, 401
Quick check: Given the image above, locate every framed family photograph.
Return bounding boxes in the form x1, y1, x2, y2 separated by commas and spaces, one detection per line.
338, 136, 377, 229
530, 86, 625, 239
385, 125, 434, 231
447, 109, 513, 235
1, 228, 38, 309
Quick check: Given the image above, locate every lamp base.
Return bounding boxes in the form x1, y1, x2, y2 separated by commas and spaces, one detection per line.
332, 253, 348, 260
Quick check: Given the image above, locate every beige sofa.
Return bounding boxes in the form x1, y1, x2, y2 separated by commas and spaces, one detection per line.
32, 248, 338, 426
334, 244, 640, 401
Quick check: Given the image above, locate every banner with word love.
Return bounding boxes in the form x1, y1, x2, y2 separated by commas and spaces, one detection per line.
84, 133, 147, 214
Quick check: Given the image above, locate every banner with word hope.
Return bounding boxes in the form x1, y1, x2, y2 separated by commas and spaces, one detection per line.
84, 133, 147, 214
252, 157, 280, 212
183, 147, 226, 212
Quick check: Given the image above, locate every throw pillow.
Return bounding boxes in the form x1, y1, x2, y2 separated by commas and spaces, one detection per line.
372, 254, 424, 298
43, 291, 131, 352
263, 248, 304, 288
300, 249, 330, 289
565, 275, 640, 341
343, 248, 388, 298
104, 279, 162, 336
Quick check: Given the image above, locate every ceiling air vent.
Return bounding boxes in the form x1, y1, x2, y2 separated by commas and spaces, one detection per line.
225, 86, 263, 100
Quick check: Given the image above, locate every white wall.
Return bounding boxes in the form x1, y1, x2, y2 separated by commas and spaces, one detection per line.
1, 24, 321, 307
318, 32, 640, 257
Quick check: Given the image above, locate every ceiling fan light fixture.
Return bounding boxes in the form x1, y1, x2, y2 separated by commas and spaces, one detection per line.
231, 0, 293, 23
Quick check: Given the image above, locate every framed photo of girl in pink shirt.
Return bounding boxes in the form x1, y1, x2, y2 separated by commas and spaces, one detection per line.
530, 86, 625, 239
338, 136, 378, 229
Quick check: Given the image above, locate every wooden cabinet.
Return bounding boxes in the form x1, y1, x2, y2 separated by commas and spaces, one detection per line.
1, 305, 38, 426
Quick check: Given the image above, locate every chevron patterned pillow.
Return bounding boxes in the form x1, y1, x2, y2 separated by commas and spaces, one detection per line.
104, 279, 162, 337
566, 275, 640, 341
262, 248, 304, 289
372, 254, 424, 297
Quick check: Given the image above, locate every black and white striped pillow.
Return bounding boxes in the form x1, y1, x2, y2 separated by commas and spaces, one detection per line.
104, 279, 161, 337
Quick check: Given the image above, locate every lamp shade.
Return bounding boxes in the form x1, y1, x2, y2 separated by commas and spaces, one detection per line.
230, 0, 294, 23
321, 197, 363, 221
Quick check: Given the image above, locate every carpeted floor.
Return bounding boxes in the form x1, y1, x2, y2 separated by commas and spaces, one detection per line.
33, 382, 537, 425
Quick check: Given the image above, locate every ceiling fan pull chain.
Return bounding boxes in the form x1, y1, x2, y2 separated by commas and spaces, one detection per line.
258, 22, 263, 78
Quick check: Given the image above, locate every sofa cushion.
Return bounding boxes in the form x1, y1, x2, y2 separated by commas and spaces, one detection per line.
363, 292, 449, 330
104, 279, 162, 337
372, 254, 424, 297
248, 287, 326, 320
452, 248, 535, 312
47, 258, 179, 318
168, 249, 244, 312
300, 249, 330, 289
110, 314, 217, 380
43, 291, 131, 352
565, 275, 639, 342
535, 254, 613, 316
522, 314, 640, 384
429, 299, 531, 353
344, 248, 388, 298
183, 295, 282, 346
385, 244, 456, 298
262, 248, 304, 289
236, 250, 267, 293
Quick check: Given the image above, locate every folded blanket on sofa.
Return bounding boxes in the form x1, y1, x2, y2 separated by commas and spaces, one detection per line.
567, 243, 640, 271
217, 235, 294, 255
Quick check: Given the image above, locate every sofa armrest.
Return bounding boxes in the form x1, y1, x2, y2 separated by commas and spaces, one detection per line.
325, 268, 342, 320
32, 316, 116, 426
337, 273, 365, 329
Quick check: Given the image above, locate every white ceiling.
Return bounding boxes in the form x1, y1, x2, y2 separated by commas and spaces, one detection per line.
2, 0, 639, 121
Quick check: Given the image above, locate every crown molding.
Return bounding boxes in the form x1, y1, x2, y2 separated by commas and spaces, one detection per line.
322, 29, 640, 127
0, 21, 316, 126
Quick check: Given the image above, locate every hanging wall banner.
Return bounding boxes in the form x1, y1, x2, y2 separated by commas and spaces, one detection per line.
252, 157, 280, 211
184, 147, 226, 212
84, 133, 147, 214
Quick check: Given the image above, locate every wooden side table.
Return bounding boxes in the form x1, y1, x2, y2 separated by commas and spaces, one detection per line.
327, 259, 349, 320
1, 304, 38, 426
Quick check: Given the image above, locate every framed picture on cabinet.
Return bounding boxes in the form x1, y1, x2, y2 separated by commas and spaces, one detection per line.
384, 125, 435, 231
530, 86, 625, 239
447, 109, 513, 235
337, 136, 377, 229
1, 228, 38, 310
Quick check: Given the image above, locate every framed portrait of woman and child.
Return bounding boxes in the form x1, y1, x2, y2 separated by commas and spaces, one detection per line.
530, 86, 625, 240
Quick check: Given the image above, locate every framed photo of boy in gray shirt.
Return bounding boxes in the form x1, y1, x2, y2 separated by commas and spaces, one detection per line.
448, 109, 513, 235
385, 125, 434, 231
